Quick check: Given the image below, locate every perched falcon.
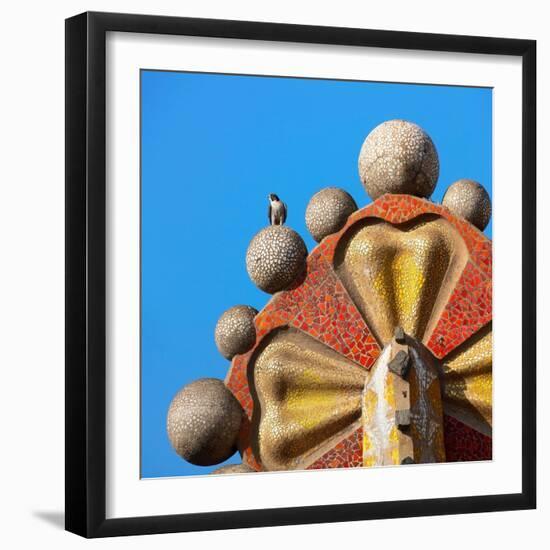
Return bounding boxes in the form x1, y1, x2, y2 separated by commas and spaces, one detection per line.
267, 194, 287, 225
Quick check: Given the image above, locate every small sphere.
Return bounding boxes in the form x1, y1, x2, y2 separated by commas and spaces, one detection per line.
167, 378, 243, 466
358, 119, 439, 200
210, 463, 255, 475
442, 179, 491, 230
215, 305, 258, 360
305, 187, 358, 242
246, 226, 307, 294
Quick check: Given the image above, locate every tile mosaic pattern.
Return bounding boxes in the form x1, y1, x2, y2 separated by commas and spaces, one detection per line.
427, 261, 492, 359
226, 194, 492, 470
442, 326, 492, 432
339, 194, 492, 280
308, 426, 364, 470
334, 216, 467, 346
226, 355, 254, 422
226, 248, 381, 420
443, 414, 492, 461
252, 328, 366, 471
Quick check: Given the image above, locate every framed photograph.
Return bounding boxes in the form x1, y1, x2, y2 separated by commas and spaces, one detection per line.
65, 11, 536, 538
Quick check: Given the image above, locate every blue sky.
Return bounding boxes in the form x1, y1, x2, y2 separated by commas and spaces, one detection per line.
141, 70, 492, 478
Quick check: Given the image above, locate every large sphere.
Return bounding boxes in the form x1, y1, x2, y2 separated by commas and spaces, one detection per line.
305, 187, 358, 242
246, 226, 307, 294
442, 179, 491, 231
210, 463, 255, 475
358, 120, 439, 200
167, 378, 243, 466
215, 305, 258, 360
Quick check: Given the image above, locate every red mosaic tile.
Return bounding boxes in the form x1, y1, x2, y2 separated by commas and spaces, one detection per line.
307, 427, 364, 470
242, 447, 262, 472
267, 250, 381, 369
226, 242, 381, 423
443, 414, 492, 462
226, 194, 492, 469
322, 194, 492, 281
427, 261, 492, 359
225, 354, 253, 419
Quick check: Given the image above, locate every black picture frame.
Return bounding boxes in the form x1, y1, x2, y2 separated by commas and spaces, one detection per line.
65, 11, 536, 538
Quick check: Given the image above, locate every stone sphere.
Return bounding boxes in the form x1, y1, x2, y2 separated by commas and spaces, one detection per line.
210, 463, 255, 475
358, 119, 439, 200
246, 226, 307, 294
305, 187, 358, 242
215, 305, 258, 360
442, 179, 491, 231
167, 378, 243, 466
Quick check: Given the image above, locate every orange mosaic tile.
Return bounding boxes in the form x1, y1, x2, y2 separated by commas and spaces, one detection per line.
225, 353, 254, 419
427, 261, 492, 359
443, 414, 492, 462
268, 250, 381, 369
307, 427, 364, 470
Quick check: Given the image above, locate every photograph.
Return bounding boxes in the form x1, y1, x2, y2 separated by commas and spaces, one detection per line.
141, 70, 493, 478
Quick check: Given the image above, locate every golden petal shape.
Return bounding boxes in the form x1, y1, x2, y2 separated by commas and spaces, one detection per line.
442, 325, 492, 435
334, 214, 468, 345
251, 328, 367, 471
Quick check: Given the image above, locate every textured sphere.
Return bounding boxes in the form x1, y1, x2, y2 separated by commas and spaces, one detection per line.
246, 226, 307, 294
210, 463, 255, 475
358, 119, 439, 200
215, 305, 258, 360
167, 378, 243, 466
442, 179, 492, 230
305, 187, 358, 242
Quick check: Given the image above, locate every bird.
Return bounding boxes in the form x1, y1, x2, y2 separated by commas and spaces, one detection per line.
267, 194, 287, 226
